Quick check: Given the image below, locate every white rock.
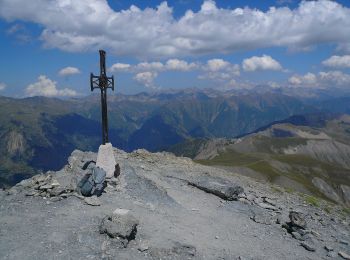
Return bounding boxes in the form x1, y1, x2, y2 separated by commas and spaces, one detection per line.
96, 143, 116, 178
113, 208, 129, 215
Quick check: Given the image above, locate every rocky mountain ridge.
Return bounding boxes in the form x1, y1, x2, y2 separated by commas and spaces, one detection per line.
169, 114, 350, 207
1, 148, 349, 259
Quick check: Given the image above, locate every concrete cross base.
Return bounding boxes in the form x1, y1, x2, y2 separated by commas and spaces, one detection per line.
96, 143, 116, 178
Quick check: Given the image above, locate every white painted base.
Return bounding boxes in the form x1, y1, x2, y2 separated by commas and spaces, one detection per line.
96, 143, 116, 178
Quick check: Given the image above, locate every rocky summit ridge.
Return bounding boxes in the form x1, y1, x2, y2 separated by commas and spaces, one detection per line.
0, 148, 350, 259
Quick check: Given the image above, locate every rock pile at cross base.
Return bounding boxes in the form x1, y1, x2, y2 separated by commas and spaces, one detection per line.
0, 148, 349, 259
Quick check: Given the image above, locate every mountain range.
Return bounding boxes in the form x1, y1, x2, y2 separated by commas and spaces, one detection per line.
1, 88, 350, 188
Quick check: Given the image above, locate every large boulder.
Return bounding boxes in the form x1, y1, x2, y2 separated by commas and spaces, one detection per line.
99, 209, 139, 244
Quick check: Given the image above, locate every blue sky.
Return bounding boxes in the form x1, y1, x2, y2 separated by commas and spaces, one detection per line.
0, 0, 350, 97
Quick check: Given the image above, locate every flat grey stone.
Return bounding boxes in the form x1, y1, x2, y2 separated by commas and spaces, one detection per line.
300, 242, 316, 252
84, 196, 101, 206
325, 245, 334, 252
339, 251, 350, 260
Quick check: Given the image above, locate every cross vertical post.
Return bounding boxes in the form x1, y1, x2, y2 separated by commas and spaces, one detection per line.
90, 50, 114, 145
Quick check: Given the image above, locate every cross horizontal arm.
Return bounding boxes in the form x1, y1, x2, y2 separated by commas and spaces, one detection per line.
90, 73, 114, 91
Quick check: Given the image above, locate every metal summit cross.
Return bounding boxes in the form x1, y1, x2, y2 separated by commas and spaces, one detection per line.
90, 50, 114, 145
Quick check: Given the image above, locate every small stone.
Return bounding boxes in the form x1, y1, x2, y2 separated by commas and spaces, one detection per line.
292, 232, 304, 241
339, 251, 350, 260
289, 211, 307, 229
25, 190, 37, 196
297, 229, 308, 236
303, 233, 314, 241
325, 245, 334, 252
246, 194, 256, 201
215, 236, 219, 239
339, 240, 349, 245
263, 197, 276, 206
300, 242, 316, 252
84, 196, 101, 206
138, 242, 149, 252
310, 230, 320, 237
72, 193, 84, 200
51, 180, 60, 187
257, 202, 278, 211
276, 216, 282, 224
48, 187, 66, 197
39, 184, 53, 190
50, 197, 61, 202
327, 251, 337, 258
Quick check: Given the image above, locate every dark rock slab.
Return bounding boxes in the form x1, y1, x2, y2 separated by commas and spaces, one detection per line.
188, 177, 244, 201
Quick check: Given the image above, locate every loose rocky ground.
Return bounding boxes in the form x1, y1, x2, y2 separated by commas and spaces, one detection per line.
0, 148, 349, 259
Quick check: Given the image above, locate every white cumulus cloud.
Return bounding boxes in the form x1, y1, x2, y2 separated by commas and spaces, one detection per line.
0, 0, 350, 58
109, 63, 131, 72
199, 59, 240, 82
58, 66, 80, 76
133, 71, 158, 89
0, 82, 6, 91
25, 75, 78, 97
206, 59, 230, 72
288, 73, 317, 85
135, 62, 164, 72
165, 59, 197, 71
319, 71, 350, 86
322, 55, 350, 68
288, 71, 350, 88
110, 59, 198, 74
242, 55, 282, 72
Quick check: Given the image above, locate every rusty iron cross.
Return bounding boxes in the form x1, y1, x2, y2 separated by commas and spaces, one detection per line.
90, 50, 114, 145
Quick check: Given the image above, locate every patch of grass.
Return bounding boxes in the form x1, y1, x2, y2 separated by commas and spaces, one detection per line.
246, 161, 281, 182
254, 136, 308, 153
196, 149, 260, 167
285, 187, 294, 193
304, 195, 320, 207
324, 206, 332, 214
271, 186, 282, 193
341, 207, 350, 216
168, 138, 208, 158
